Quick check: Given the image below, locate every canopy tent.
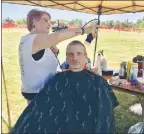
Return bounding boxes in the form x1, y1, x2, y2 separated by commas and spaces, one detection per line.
2, 0, 144, 64
2, 0, 144, 131
2, 1, 144, 15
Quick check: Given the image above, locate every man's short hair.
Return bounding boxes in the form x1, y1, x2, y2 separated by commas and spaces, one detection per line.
66, 40, 87, 58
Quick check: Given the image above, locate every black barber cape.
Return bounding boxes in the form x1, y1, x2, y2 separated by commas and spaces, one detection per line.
11, 70, 119, 134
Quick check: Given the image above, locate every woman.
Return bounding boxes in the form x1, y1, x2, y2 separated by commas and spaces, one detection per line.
19, 9, 98, 104
12, 40, 119, 134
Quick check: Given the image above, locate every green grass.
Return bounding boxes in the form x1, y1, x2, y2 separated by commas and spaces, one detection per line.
2, 28, 144, 133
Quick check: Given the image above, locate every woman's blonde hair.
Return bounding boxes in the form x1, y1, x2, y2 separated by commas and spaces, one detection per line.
26, 9, 51, 31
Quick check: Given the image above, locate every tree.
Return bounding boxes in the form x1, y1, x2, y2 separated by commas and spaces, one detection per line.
22, 19, 26, 24
115, 20, 121, 26
136, 17, 144, 26
3, 17, 14, 22
75, 19, 82, 26
15, 19, 26, 24
101, 21, 107, 26
69, 19, 82, 26
69, 20, 74, 25
108, 20, 114, 27
139, 21, 144, 28
120, 21, 127, 28
88, 20, 98, 26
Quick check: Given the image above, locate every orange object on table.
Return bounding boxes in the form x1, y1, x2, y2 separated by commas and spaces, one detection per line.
104, 75, 113, 80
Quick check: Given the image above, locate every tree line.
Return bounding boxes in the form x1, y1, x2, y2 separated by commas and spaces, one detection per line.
3, 16, 144, 28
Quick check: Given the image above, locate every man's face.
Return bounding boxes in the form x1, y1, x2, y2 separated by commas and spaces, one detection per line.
66, 44, 87, 71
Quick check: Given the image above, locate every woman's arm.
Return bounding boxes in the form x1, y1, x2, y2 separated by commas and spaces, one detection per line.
50, 46, 59, 56
32, 25, 98, 54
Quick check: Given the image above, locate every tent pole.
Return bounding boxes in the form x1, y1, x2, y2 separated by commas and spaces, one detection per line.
93, 5, 102, 66
58, 20, 60, 28
2, 60, 11, 130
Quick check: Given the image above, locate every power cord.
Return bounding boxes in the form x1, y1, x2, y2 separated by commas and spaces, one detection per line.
56, 19, 98, 72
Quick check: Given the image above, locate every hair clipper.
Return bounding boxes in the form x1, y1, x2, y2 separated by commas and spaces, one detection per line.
85, 33, 94, 44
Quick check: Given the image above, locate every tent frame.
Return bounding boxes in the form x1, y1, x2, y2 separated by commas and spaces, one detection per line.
3, 1, 144, 14
2, 1, 144, 131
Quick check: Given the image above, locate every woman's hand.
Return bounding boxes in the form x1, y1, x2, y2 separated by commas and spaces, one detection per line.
84, 24, 99, 38
50, 46, 59, 55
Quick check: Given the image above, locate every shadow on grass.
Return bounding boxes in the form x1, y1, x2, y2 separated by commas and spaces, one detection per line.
114, 90, 141, 133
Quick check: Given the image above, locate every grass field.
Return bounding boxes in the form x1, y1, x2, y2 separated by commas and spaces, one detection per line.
2, 28, 144, 133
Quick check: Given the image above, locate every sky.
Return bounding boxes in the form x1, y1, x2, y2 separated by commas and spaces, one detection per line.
2, 3, 144, 23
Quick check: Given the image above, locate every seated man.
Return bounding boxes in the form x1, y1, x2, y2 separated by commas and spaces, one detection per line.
11, 40, 119, 134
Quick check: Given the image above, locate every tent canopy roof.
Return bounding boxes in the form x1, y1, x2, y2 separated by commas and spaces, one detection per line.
2, 0, 144, 15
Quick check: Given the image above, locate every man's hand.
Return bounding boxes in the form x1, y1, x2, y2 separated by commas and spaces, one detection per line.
50, 46, 59, 55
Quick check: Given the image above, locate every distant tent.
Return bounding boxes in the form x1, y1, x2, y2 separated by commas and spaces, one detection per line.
2, 22, 17, 28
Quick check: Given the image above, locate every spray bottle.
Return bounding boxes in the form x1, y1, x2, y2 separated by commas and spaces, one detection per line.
100, 50, 107, 71
94, 50, 102, 75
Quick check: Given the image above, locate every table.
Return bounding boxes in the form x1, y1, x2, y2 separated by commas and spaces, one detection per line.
111, 84, 144, 122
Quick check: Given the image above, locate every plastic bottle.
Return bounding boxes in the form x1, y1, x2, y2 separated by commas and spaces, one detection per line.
95, 51, 102, 75
137, 61, 143, 77
130, 63, 138, 79
130, 63, 138, 86
127, 61, 132, 81
87, 58, 91, 70
119, 61, 127, 79
101, 52, 107, 71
